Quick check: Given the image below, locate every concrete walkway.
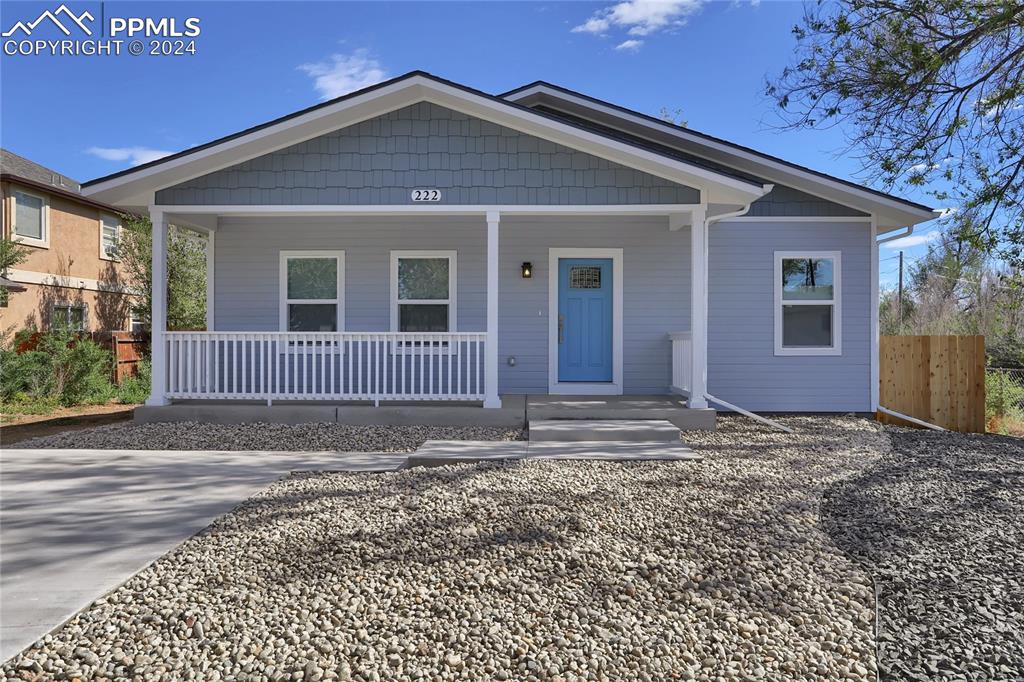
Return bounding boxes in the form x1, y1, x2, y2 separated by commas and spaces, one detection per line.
0, 448, 404, 662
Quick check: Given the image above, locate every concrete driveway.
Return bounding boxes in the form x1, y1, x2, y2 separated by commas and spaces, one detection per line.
0, 448, 404, 662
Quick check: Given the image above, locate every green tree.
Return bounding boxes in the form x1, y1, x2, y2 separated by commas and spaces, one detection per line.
767, 1, 1024, 264
118, 214, 208, 330
0, 236, 30, 306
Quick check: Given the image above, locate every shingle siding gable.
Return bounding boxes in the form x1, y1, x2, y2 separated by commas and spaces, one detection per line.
155, 102, 701, 206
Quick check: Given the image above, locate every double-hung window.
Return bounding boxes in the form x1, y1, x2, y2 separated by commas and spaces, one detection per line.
100, 213, 121, 260
774, 251, 841, 356
11, 189, 48, 247
391, 251, 456, 334
52, 303, 87, 332
279, 251, 344, 332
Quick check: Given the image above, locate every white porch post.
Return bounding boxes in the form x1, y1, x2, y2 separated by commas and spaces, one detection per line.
484, 210, 501, 408
146, 208, 170, 406
205, 230, 215, 331
689, 207, 709, 409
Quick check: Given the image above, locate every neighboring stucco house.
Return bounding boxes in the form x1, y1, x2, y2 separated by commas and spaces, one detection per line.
1, 149, 135, 338
81, 72, 937, 420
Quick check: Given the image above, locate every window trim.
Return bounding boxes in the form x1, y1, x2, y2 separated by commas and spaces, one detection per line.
99, 212, 122, 261
51, 301, 87, 332
774, 250, 842, 357
389, 250, 457, 333
11, 188, 49, 248
278, 250, 345, 332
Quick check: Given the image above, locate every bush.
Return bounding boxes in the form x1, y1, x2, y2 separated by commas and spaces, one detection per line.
116, 358, 151, 404
0, 328, 115, 408
986, 369, 1024, 419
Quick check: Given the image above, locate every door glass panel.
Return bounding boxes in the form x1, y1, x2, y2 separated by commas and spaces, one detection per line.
781, 258, 834, 300
569, 265, 601, 289
287, 258, 337, 299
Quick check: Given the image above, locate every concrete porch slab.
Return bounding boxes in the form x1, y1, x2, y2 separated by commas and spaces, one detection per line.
527, 395, 716, 431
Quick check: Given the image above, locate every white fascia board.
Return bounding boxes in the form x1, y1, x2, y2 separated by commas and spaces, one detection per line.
159, 203, 702, 218
84, 75, 767, 209
506, 85, 937, 226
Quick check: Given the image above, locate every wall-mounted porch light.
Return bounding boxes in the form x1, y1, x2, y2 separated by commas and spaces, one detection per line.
521, 262, 533, 279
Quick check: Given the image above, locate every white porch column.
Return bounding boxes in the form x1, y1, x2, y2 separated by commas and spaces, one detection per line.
689, 207, 709, 409
484, 210, 501, 408
146, 208, 170, 406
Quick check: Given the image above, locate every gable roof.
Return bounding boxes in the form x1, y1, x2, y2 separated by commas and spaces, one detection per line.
81, 71, 770, 210
501, 81, 938, 228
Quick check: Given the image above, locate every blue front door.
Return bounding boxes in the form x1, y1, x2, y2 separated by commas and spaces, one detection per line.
558, 258, 613, 382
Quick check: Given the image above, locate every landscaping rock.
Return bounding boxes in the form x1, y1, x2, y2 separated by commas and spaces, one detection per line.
822, 428, 1024, 680
2, 416, 885, 680
10, 421, 524, 452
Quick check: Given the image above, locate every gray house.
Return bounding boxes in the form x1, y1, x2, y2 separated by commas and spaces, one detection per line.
82, 72, 937, 426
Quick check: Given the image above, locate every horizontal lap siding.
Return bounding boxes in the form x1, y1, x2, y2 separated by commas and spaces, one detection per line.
499, 217, 688, 394
213, 216, 689, 395
708, 220, 871, 412
214, 217, 485, 333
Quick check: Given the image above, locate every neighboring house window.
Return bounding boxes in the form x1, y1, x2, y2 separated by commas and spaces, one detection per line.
100, 213, 121, 260
391, 251, 456, 332
129, 306, 147, 333
774, 251, 841, 356
279, 251, 344, 332
12, 189, 48, 247
52, 303, 87, 332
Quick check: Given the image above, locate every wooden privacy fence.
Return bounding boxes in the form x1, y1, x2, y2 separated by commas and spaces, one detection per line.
97, 331, 149, 385
877, 335, 986, 433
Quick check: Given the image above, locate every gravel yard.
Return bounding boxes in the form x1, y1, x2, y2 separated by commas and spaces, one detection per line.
822, 428, 1024, 681
9, 421, 524, 452
3, 416, 884, 681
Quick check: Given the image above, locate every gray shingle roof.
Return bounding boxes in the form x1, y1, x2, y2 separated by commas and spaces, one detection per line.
1, 148, 80, 192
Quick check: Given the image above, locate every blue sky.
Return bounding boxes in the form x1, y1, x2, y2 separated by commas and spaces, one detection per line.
0, 0, 942, 287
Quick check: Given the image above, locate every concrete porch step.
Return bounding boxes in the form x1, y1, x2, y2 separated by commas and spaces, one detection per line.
406, 439, 701, 468
528, 419, 680, 443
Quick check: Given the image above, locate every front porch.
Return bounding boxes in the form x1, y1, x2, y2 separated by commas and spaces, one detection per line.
134, 393, 717, 431
145, 205, 714, 418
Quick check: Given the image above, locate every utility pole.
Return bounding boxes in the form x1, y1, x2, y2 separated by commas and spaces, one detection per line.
897, 250, 904, 330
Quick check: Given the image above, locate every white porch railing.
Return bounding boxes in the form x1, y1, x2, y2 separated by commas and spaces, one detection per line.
669, 331, 692, 394
163, 332, 487, 402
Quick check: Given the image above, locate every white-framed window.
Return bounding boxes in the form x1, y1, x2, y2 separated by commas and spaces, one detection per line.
100, 213, 122, 260
52, 302, 87, 332
129, 306, 147, 333
390, 250, 457, 333
11, 188, 48, 248
279, 251, 344, 332
774, 251, 842, 356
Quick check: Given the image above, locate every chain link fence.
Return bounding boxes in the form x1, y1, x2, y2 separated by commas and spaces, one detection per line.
987, 368, 1024, 435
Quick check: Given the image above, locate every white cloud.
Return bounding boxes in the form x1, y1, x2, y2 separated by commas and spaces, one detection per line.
615, 39, 644, 51
882, 230, 942, 250
298, 50, 388, 101
572, 0, 705, 42
86, 146, 173, 166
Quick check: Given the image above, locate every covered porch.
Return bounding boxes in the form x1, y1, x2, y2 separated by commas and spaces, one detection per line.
146, 204, 714, 416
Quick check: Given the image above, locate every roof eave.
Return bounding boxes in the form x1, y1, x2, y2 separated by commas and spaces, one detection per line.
82, 72, 766, 209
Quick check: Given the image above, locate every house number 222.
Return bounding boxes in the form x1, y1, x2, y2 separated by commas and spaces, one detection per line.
411, 189, 441, 202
